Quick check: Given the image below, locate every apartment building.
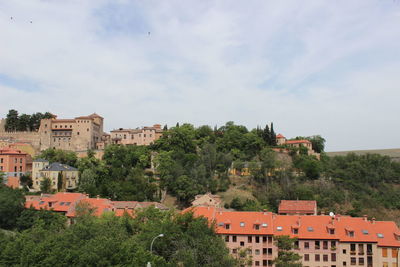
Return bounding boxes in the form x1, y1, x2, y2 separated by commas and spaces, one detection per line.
0, 147, 28, 188
31, 159, 79, 191
110, 124, 163, 146
189, 206, 400, 267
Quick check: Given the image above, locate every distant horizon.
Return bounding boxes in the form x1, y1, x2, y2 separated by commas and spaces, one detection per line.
1, 1, 399, 152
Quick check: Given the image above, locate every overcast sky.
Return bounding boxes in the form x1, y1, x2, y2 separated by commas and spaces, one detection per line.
0, 0, 399, 151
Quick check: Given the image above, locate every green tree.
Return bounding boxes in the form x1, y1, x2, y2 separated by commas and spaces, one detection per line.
5, 109, 19, 131
273, 235, 302, 267
40, 178, 52, 193
0, 186, 25, 229
37, 148, 78, 167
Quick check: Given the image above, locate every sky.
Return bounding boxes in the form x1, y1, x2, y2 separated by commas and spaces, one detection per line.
0, 0, 399, 152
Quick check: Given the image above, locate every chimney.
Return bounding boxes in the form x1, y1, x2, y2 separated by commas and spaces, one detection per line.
321, 211, 325, 215
372, 217, 376, 224
96, 195, 100, 200
363, 215, 368, 222
263, 209, 268, 215
336, 214, 340, 221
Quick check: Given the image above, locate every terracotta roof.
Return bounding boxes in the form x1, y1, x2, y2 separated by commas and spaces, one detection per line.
278, 200, 317, 214
189, 206, 400, 247
276, 134, 285, 138
0, 148, 27, 155
25, 193, 168, 218
286, 140, 311, 144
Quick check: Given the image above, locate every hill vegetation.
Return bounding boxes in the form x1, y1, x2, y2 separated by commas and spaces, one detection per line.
32, 121, 400, 223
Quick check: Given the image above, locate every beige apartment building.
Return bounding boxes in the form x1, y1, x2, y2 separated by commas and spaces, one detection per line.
110, 124, 163, 146
31, 159, 79, 191
189, 206, 400, 267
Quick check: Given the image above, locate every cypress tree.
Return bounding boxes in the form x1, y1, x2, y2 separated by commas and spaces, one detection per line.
270, 122, 277, 146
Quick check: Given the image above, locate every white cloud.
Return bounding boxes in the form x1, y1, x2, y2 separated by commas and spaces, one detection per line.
0, 0, 399, 151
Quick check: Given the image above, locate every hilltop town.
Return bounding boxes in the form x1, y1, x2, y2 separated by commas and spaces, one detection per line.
1, 110, 400, 267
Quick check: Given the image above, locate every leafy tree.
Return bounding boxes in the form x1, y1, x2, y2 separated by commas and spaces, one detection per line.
40, 178, 52, 193
0, 186, 25, 229
273, 235, 302, 267
37, 148, 78, 167
5, 109, 19, 131
78, 169, 97, 196
16, 208, 66, 231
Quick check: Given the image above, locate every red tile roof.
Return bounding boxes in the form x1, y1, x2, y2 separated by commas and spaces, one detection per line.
278, 200, 317, 214
189, 206, 400, 247
276, 134, 285, 139
24, 193, 167, 218
0, 148, 27, 155
285, 140, 311, 144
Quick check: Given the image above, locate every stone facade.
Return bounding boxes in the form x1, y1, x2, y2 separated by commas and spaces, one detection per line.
0, 113, 104, 153
110, 124, 163, 146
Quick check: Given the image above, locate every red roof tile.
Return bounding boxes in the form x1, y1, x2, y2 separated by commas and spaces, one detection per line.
278, 200, 317, 214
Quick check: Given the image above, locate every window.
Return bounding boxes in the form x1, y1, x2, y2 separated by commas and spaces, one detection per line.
315, 241, 320, 249
276, 226, 283, 231
262, 223, 267, 227
343, 262, 347, 266
304, 242, 309, 249
233, 236, 237, 242
323, 254, 328, 262
315, 254, 320, 261
225, 224, 230, 230
254, 224, 260, 230
358, 244, 364, 255
15, 158, 17, 163
367, 244, 373, 255
255, 249, 260, 255
304, 254, 309, 261
263, 236, 267, 243
240, 222, 245, 227
232, 249, 237, 254
350, 244, 356, 253
0, 158, 2, 163
362, 229, 369, 235
343, 249, 347, 254
331, 241, 336, 248
263, 260, 267, 266
348, 231, 354, 237
14, 166, 17, 172
307, 226, 314, 232
268, 248, 272, 255
87, 128, 89, 132
77, 132, 80, 135
329, 228, 335, 234
359, 257, 364, 265
377, 233, 384, 238
392, 248, 398, 258
263, 248, 267, 255
323, 241, 328, 249
248, 236, 252, 243
382, 248, 388, 257
20, 158, 22, 163
350, 257, 356, 265
293, 228, 298, 234
240, 241, 244, 247
331, 253, 336, 262
255, 236, 260, 243
225, 236, 229, 242
255, 261, 260, 266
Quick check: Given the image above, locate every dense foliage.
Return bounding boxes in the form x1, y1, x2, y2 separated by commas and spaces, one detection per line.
0, 185, 25, 229
4, 109, 54, 131
31, 121, 400, 222
0, 208, 236, 267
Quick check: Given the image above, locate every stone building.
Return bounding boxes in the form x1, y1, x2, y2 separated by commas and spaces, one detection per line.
0, 113, 105, 153
31, 159, 79, 191
110, 124, 163, 146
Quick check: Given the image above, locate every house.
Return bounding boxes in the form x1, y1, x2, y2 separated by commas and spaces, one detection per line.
192, 193, 222, 208
188, 206, 400, 267
278, 200, 317, 215
25, 193, 168, 224
276, 134, 320, 159
31, 159, 79, 191
110, 124, 163, 146
0, 147, 28, 188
